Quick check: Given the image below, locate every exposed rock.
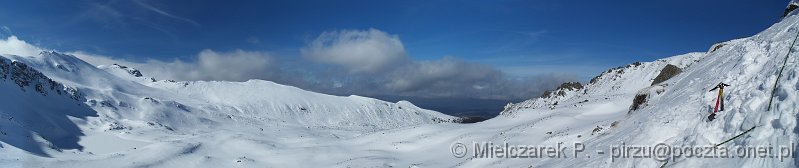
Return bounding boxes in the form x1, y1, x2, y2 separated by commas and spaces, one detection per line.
591, 126, 603, 135
540, 82, 583, 98
589, 62, 642, 85
707, 43, 727, 53
610, 121, 619, 128
628, 84, 667, 113
651, 64, 682, 85
558, 82, 583, 90
784, 3, 799, 18
629, 94, 648, 113
112, 64, 143, 77
0, 59, 9, 79
0, 57, 83, 101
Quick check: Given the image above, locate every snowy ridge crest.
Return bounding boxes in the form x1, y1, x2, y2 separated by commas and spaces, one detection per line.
0, 54, 82, 101
500, 52, 704, 117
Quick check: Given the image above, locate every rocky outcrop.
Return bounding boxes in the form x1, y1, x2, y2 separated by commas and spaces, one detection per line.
628, 84, 666, 114
588, 62, 642, 85
111, 64, 143, 77
500, 81, 585, 116
784, 1, 799, 18
651, 64, 682, 85
540, 82, 584, 98
707, 42, 727, 53
500, 53, 704, 118
0, 56, 82, 101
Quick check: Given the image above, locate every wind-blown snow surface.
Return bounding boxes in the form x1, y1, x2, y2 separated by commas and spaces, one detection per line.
412, 12, 799, 167
0, 51, 456, 167
5, 5, 799, 168
397, 11, 799, 167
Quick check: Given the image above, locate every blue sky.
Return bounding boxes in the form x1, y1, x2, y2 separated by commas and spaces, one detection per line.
0, 0, 790, 103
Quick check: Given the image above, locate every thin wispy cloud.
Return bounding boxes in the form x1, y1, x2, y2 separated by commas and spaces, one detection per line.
71, 0, 198, 40
133, 0, 201, 27
80, 2, 126, 27
1, 26, 12, 35
511, 30, 548, 40
131, 17, 180, 40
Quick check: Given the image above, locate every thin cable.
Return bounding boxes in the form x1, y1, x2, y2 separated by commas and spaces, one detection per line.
767, 27, 799, 111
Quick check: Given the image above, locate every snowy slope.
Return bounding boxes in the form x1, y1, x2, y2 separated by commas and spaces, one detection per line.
270, 2, 799, 167
500, 52, 704, 117
0, 56, 90, 157
554, 9, 799, 167
307, 9, 799, 167
0, 51, 456, 167
4, 1, 799, 168
395, 3, 799, 167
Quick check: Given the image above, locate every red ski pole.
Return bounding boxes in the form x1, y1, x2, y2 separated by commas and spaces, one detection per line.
714, 90, 721, 113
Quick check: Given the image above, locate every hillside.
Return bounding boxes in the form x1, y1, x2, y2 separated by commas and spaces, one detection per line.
3, 1, 799, 168
0, 51, 456, 167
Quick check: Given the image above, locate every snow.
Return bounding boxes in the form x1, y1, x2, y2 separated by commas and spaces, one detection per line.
77, 131, 149, 154
3, 1, 799, 167
0, 50, 457, 167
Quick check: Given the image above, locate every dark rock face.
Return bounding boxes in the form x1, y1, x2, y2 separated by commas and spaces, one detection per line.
784, 4, 798, 18
0, 59, 9, 79
113, 64, 144, 77
558, 82, 583, 90
540, 90, 552, 98
432, 117, 460, 123
708, 43, 726, 53
540, 82, 583, 98
651, 64, 682, 85
0, 57, 82, 101
629, 94, 648, 113
128, 69, 143, 77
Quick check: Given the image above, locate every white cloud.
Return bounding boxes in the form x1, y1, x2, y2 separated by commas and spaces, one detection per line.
70, 51, 130, 66
300, 29, 510, 95
73, 49, 275, 82
298, 28, 576, 99
387, 56, 501, 92
301, 28, 409, 73
4, 33, 577, 100
0, 36, 45, 57
186, 49, 274, 81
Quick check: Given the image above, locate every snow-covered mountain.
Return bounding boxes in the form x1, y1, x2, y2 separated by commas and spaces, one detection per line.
0, 51, 457, 167
500, 52, 704, 117
4, 1, 799, 168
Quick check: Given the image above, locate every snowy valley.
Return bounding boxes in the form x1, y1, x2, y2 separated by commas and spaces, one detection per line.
2, 1, 799, 168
